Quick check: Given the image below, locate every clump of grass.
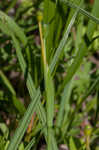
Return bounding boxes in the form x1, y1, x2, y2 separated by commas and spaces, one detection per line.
0, 0, 99, 150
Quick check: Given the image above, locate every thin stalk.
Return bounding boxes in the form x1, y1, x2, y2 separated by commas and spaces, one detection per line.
38, 18, 51, 150
38, 13, 56, 150
38, 19, 47, 67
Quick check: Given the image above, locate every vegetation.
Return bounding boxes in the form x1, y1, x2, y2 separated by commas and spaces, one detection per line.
0, 0, 99, 149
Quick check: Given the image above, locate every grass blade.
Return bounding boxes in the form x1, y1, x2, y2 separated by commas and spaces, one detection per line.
0, 70, 26, 115
64, 76, 99, 133
0, 70, 16, 95
7, 88, 40, 150
77, 75, 99, 110
25, 138, 35, 150
69, 136, 77, 150
49, 10, 78, 74
56, 79, 73, 130
45, 68, 54, 128
0, 10, 27, 46
44, 0, 56, 62
45, 68, 55, 150
61, 0, 99, 24
12, 96, 26, 115
87, 0, 99, 40
58, 41, 87, 94
64, 0, 81, 30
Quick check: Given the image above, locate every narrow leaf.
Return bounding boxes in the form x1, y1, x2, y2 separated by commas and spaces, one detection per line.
0, 10, 27, 46
50, 10, 78, 74
45, 68, 54, 127
0, 70, 16, 95
69, 136, 77, 150
56, 79, 73, 129
61, 0, 99, 24
7, 88, 40, 150
59, 41, 87, 93
25, 138, 35, 150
